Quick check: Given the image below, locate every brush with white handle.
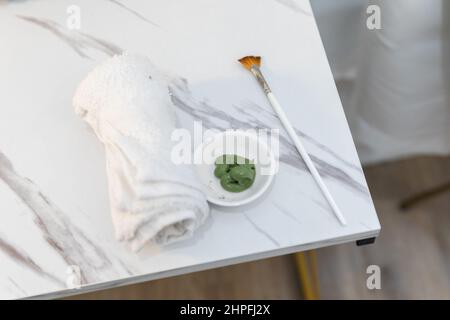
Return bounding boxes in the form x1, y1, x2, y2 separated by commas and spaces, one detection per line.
238, 56, 346, 225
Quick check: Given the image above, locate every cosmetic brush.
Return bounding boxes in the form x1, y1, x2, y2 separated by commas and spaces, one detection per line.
238, 56, 347, 225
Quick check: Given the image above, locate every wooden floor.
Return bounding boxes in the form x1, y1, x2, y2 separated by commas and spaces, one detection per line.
318, 156, 450, 299
71, 156, 450, 299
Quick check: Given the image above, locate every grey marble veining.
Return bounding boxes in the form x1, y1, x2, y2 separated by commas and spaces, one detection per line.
243, 214, 281, 247
0, 151, 131, 286
169, 78, 368, 196
0, 0, 379, 299
0, 234, 63, 286
17, 15, 122, 59
106, 0, 159, 27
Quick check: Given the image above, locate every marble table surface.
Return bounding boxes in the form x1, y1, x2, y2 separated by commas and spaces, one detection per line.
0, 0, 380, 299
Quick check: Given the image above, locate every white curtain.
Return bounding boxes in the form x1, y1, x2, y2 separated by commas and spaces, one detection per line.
313, 0, 450, 164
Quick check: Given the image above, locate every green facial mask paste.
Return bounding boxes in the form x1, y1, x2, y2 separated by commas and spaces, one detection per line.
214, 154, 255, 193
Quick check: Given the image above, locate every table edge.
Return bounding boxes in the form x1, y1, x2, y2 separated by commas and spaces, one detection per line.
24, 228, 380, 300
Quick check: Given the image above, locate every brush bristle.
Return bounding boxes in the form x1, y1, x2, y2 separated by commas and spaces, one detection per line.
238, 56, 261, 70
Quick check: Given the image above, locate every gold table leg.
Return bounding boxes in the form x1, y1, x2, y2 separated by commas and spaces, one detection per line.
294, 250, 320, 300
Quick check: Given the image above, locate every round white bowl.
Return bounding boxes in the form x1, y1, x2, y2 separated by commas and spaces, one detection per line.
194, 131, 276, 207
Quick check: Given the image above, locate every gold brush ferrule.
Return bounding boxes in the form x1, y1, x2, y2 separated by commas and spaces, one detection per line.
250, 66, 272, 94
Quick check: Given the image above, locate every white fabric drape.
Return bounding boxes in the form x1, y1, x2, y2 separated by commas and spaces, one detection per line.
313, 0, 450, 164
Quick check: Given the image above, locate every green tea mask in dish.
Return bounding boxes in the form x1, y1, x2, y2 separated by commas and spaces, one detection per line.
214, 154, 256, 193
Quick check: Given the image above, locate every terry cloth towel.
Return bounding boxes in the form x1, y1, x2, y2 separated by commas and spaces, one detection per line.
73, 53, 209, 252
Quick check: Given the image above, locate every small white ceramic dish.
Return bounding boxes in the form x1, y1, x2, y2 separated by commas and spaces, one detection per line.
194, 131, 277, 207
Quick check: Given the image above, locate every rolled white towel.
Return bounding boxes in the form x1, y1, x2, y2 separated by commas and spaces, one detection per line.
73, 53, 209, 252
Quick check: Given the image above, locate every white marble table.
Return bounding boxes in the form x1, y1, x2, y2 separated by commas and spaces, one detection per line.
0, 0, 380, 299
